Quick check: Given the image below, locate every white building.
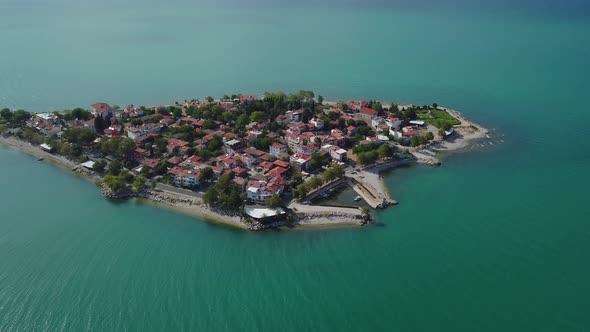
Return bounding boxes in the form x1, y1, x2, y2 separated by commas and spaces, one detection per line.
246, 179, 284, 205
285, 109, 304, 122
371, 117, 384, 129
169, 167, 200, 188
329, 146, 348, 162
385, 118, 402, 131
126, 123, 162, 140
269, 142, 288, 156
310, 118, 324, 129
409, 120, 426, 127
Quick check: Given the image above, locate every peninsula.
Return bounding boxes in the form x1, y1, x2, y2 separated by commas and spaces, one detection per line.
0, 91, 489, 230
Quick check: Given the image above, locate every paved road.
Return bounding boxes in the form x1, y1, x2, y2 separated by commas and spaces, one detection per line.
155, 183, 203, 198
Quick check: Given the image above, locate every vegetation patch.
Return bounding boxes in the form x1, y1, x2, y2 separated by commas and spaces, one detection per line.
417, 109, 460, 129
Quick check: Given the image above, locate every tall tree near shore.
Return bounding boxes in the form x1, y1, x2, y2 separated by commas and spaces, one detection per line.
267, 194, 281, 209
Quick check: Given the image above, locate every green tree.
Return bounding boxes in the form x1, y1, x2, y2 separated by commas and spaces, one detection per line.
323, 164, 345, 181
132, 175, 146, 192
266, 194, 281, 209
294, 183, 309, 199
377, 144, 393, 159
235, 113, 249, 129
249, 111, 265, 123
131, 119, 143, 126
203, 187, 218, 206
206, 135, 223, 152
13, 110, 31, 124
154, 160, 169, 175
116, 138, 136, 158
199, 167, 214, 182
205, 96, 215, 103
63, 128, 96, 145
308, 176, 324, 189
94, 159, 107, 172
0, 108, 12, 122
310, 152, 327, 170
107, 160, 122, 176
102, 175, 126, 193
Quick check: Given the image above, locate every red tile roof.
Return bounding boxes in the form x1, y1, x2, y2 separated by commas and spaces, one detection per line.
273, 160, 290, 168
360, 107, 377, 116
91, 103, 113, 114
268, 166, 288, 177
143, 158, 161, 169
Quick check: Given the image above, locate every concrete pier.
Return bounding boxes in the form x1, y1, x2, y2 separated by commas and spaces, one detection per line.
347, 173, 395, 209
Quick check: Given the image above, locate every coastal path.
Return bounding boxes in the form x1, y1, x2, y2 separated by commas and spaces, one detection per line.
156, 183, 203, 198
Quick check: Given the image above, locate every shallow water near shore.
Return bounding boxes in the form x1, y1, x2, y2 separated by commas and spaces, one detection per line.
1, 0, 590, 331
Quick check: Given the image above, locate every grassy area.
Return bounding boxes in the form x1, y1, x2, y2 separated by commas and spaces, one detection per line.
417, 109, 461, 129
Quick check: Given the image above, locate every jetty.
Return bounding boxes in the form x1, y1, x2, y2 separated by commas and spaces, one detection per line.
346, 174, 395, 209
300, 159, 416, 209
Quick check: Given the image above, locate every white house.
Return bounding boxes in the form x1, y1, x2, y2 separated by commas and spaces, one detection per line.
371, 117, 384, 129
285, 109, 304, 122
391, 130, 403, 140
329, 146, 348, 162
269, 142, 288, 156
385, 117, 402, 131
310, 118, 324, 129
126, 123, 162, 140
169, 167, 200, 188
246, 179, 284, 205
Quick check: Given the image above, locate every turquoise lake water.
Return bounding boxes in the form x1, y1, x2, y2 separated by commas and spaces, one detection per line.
1, 0, 590, 330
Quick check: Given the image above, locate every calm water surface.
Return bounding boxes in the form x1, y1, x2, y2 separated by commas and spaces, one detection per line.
1, 0, 589, 331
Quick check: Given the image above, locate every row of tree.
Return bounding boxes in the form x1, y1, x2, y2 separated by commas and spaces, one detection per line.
293, 165, 345, 199
202, 174, 244, 211
353, 143, 396, 166
1, 109, 31, 125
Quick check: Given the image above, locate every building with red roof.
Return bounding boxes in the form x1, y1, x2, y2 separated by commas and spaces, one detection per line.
240, 95, 257, 102
142, 158, 161, 169
166, 138, 189, 154
91, 103, 113, 119
231, 167, 248, 177
273, 159, 290, 169
268, 166, 288, 178
269, 142, 288, 156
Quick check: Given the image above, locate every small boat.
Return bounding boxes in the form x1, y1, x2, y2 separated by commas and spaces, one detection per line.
37, 157, 44, 161
354, 195, 362, 201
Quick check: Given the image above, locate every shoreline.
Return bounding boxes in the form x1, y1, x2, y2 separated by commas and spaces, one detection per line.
0, 135, 370, 231
0, 135, 253, 230
407, 107, 491, 164
1, 104, 491, 232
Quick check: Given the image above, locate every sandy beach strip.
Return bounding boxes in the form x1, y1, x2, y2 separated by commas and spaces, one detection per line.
1, 135, 252, 229
0, 135, 78, 169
